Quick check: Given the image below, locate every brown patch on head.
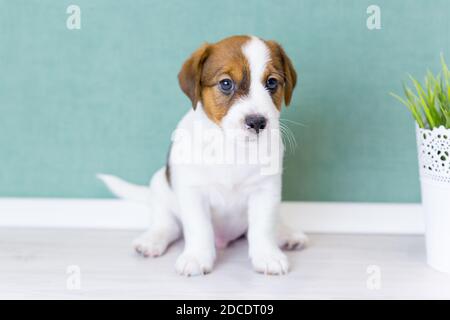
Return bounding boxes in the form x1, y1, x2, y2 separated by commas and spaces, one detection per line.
178, 35, 251, 124
264, 40, 297, 109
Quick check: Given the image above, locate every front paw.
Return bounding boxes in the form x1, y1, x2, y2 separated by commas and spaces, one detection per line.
278, 230, 309, 251
133, 230, 174, 258
250, 249, 289, 275
175, 251, 215, 276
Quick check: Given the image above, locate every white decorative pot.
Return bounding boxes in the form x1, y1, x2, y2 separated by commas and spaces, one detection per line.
416, 125, 450, 273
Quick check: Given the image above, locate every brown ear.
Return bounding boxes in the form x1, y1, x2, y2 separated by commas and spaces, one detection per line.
268, 41, 297, 106
178, 43, 210, 109
280, 45, 297, 106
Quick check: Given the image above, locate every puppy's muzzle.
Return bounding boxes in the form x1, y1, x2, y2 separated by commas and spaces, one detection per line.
245, 114, 267, 134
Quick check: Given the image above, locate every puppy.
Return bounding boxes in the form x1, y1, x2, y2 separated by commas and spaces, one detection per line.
99, 35, 308, 276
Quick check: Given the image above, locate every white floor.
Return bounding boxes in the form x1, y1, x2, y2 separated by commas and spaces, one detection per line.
1, 228, 450, 299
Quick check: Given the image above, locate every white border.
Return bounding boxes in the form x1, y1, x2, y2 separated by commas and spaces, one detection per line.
0, 198, 424, 234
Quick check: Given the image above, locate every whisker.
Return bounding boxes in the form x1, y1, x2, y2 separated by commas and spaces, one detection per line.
280, 118, 307, 127
280, 128, 292, 153
279, 125, 289, 150
285, 123, 298, 152
279, 123, 298, 154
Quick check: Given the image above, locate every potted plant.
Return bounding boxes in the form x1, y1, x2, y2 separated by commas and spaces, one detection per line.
391, 54, 450, 273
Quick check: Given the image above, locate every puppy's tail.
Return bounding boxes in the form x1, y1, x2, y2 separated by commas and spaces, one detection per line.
97, 174, 151, 204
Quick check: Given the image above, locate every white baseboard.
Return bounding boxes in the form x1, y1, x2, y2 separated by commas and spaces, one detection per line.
0, 198, 424, 234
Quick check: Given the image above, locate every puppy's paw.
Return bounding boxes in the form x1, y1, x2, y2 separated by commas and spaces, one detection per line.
133, 230, 173, 258
278, 230, 309, 251
175, 251, 214, 276
251, 249, 290, 275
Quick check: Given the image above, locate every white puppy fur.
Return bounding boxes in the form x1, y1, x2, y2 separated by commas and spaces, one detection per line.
99, 36, 308, 276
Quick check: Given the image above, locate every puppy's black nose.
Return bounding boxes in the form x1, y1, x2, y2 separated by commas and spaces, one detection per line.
245, 114, 267, 134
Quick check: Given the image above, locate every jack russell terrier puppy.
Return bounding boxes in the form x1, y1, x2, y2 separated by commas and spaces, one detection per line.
99, 35, 308, 276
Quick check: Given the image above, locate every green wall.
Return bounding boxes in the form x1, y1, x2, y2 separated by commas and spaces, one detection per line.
0, 0, 449, 201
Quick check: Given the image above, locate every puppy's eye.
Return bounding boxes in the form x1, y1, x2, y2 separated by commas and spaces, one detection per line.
219, 79, 234, 95
266, 77, 278, 92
